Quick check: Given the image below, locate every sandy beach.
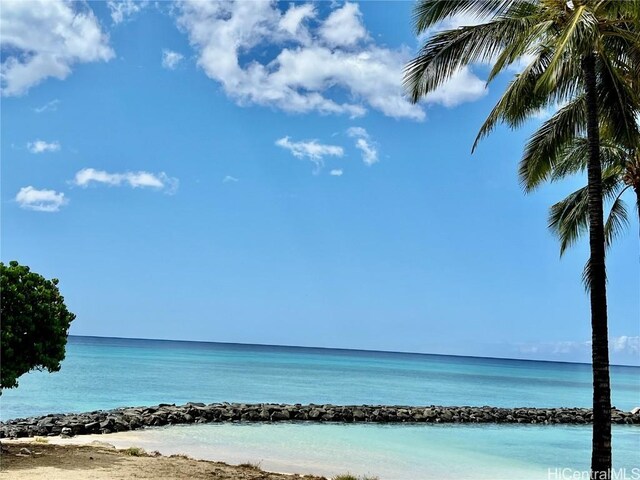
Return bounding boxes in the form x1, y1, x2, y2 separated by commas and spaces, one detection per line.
0, 440, 327, 480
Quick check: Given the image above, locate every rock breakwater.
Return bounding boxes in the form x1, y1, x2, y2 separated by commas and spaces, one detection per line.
2, 403, 638, 438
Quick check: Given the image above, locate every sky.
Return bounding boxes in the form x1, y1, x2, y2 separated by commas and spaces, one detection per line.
1, 0, 638, 365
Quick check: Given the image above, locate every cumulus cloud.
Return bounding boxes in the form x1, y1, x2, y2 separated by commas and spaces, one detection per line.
33, 99, 60, 113
279, 3, 315, 40
177, 1, 478, 120
162, 50, 184, 70
276, 136, 344, 173
515, 336, 640, 357
223, 175, 239, 183
73, 168, 179, 194
329, 169, 343, 176
27, 140, 60, 153
0, 0, 114, 96
15, 186, 67, 212
107, 0, 148, 24
319, 2, 368, 47
424, 67, 487, 107
612, 336, 640, 355
347, 127, 378, 166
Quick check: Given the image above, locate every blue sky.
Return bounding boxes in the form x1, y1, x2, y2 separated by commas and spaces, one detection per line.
1, 0, 638, 365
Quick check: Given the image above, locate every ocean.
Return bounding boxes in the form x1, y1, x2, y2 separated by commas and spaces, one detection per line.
2, 335, 639, 479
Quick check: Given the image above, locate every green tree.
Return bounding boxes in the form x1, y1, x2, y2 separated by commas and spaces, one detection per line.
404, 1, 639, 477
1, 261, 76, 390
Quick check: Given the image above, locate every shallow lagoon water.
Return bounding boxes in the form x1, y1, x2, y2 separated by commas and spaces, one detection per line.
56, 422, 640, 480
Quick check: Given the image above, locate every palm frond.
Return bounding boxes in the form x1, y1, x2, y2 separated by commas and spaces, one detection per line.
597, 0, 640, 20
404, 18, 534, 103
486, 3, 548, 81
548, 168, 623, 256
581, 257, 605, 293
518, 98, 586, 190
597, 52, 640, 149
604, 193, 630, 248
413, 0, 521, 34
549, 139, 628, 182
473, 46, 555, 151
549, 185, 589, 256
536, 6, 598, 93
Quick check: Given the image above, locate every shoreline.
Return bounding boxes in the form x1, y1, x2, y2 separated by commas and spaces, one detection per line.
0, 440, 327, 480
2, 402, 639, 439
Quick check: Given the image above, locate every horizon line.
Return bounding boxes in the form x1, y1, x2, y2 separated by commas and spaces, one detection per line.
68, 334, 640, 368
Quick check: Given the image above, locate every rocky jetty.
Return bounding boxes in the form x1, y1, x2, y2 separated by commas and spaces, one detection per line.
2, 403, 638, 438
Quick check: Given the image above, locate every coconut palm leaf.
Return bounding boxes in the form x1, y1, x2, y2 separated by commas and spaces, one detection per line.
549, 140, 627, 182
405, 19, 531, 103
518, 99, 587, 189
412, 0, 522, 34
549, 169, 627, 256
581, 193, 630, 291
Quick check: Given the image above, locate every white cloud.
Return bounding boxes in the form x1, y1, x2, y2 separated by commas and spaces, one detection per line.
162, 50, 184, 70
27, 140, 60, 153
33, 99, 60, 113
346, 127, 367, 138
223, 175, 239, 183
354, 138, 378, 166
107, 0, 148, 24
329, 169, 343, 176
276, 136, 344, 173
424, 66, 487, 108
319, 2, 368, 47
176, 1, 442, 120
73, 168, 179, 194
15, 186, 67, 212
516, 336, 640, 357
347, 127, 378, 166
612, 336, 640, 355
507, 53, 537, 73
279, 3, 315, 41
551, 340, 590, 354
0, 0, 114, 96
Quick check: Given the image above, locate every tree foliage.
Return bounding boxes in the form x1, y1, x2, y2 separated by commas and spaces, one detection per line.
1, 261, 76, 390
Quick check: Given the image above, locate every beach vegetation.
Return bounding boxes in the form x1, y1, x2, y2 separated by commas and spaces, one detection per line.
0, 261, 76, 390
332, 475, 379, 480
404, 1, 639, 477
238, 461, 262, 470
169, 453, 192, 460
122, 446, 146, 457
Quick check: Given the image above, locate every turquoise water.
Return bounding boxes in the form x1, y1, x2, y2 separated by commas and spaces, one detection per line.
2, 336, 639, 478
2, 336, 639, 419
81, 423, 640, 480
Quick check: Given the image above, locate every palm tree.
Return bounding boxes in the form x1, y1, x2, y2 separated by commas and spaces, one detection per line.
404, 1, 639, 477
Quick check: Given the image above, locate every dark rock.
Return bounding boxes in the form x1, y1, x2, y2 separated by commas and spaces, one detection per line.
2, 402, 636, 438
271, 410, 290, 421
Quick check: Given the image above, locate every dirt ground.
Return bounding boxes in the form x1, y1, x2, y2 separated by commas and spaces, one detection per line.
0, 441, 328, 480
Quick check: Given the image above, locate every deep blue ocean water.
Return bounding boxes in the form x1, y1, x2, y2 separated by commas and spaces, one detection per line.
2, 336, 638, 479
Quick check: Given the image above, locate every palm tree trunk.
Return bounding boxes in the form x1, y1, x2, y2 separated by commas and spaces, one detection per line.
582, 53, 612, 479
